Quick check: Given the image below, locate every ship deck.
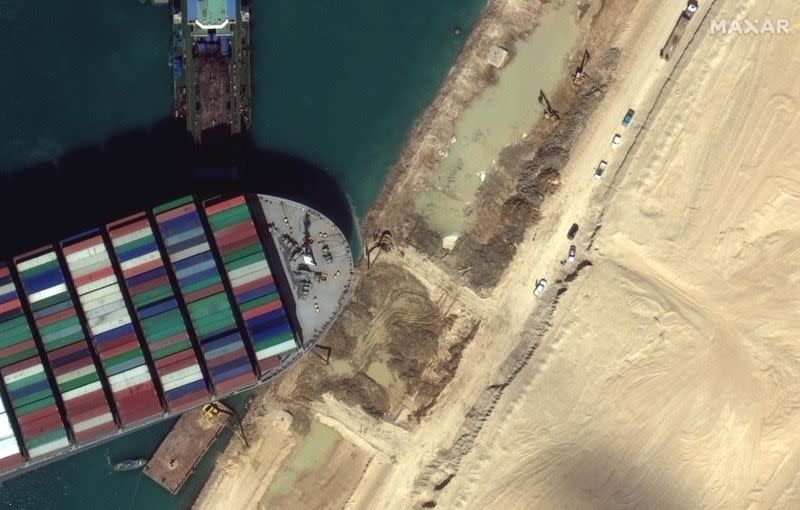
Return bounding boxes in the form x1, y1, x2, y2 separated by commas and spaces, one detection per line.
143, 407, 229, 494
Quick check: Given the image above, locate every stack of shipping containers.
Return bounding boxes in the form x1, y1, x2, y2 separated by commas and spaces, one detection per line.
203, 196, 297, 374
153, 198, 257, 394
62, 234, 162, 426
15, 249, 117, 444
0, 192, 331, 479
0, 266, 67, 462
108, 213, 210, 412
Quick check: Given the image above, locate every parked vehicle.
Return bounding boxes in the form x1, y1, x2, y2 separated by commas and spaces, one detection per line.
533, 279, 548, 296
567, 223, 579, 240
594, 160, 608, 180
568, 245, 576, 262
622, 109, 635, 128
611, 134, 622, 150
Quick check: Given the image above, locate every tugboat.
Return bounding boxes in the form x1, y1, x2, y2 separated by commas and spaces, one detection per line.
113, 458, 148, 472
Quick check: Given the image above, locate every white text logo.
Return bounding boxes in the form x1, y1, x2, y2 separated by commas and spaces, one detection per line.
709, 18, 790, 34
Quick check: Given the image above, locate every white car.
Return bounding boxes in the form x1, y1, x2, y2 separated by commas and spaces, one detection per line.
567, 245, 576, 262
594, 160, 607, 180
533, 279, 548, 296
611, 134, 622, 150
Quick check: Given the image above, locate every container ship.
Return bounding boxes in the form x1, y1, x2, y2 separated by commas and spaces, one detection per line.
0, 0, 354, 480
0, 193, 354, 480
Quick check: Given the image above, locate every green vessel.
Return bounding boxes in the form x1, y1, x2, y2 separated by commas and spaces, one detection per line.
172, 0, 252, 144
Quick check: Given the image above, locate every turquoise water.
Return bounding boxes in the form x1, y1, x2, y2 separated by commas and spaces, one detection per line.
0, 0, 487, 508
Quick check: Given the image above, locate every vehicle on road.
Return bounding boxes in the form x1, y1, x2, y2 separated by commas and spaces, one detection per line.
568, 245, 576, 262
567, 223, 579, 240
622, 109, 635, 128
594, 160, 608, 180
611, 134, 622, 150
533, 279, 548, 296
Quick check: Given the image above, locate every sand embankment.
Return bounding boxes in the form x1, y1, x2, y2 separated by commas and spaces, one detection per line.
190, 0, 756, 507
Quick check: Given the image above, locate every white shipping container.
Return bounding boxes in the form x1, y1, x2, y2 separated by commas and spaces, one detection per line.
61, 380, 103, 401
64, 243, 106, 263
27, 436, 70, 458
66, 252, 109, 275
109, 365, 151, 392
83, 297, 126, 320
3, 364, 43, 385
27, 283, 67, 304
88, 308, 132, 335
16, 252, 57, 272
229, 271, 265, 290
0, 282, 16, 297
119, 250, 161, 272
257, 340, 297, 360
78, 284, 121, 307
0, 435, 20, 459
227, 259, 268, 282
171, 242, 210, 263
75, 275, 117, 296
111, 226, 151, 247
0, 412, 15, 439
161, 365, 204, 391
55, 364, 97, 386
71, 413, 114, 434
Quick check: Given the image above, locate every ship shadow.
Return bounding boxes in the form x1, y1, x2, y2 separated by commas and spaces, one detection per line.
0, 117, 355, 260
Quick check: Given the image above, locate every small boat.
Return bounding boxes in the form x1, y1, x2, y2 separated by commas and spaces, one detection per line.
113, 458, 148, 472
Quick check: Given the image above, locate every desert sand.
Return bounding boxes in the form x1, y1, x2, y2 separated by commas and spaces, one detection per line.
195, 0, 800, 508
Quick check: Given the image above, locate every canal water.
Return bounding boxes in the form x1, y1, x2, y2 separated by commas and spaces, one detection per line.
0, 0, 487, 508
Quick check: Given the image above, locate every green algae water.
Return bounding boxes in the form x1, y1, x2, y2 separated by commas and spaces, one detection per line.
0, 0, 486, 508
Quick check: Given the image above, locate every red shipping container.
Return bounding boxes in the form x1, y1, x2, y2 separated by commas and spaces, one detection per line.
206, 348, 251, 372
156, 203, 195, 222
0, 338, 39, 360
0, 453, 24, 472
107, 214, 149, 237
36, 307, 78, 328
167, 388, 209, 413
62, 236, 103, 255
259, 356, 282, 373
128, 272, 170, 295
73, 419, 118, 444
242, 300, 283, 321
72, 266, 116, 289
126, 258, 165, 279
156, 349, 200, 372
0, 296, 21, 315
234, 276, 276, 298
184, 283, 225, 304
204, 195, 246, 215
214, 371, 256, 395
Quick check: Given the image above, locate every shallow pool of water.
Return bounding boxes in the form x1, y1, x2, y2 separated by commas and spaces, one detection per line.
416, 1, 581, 235
260, 422, 340, 504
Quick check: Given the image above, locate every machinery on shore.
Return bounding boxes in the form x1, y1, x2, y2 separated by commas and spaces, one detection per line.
660, 1, 700, 61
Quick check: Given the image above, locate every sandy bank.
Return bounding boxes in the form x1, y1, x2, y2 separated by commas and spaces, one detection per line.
191, 0, 677, 508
